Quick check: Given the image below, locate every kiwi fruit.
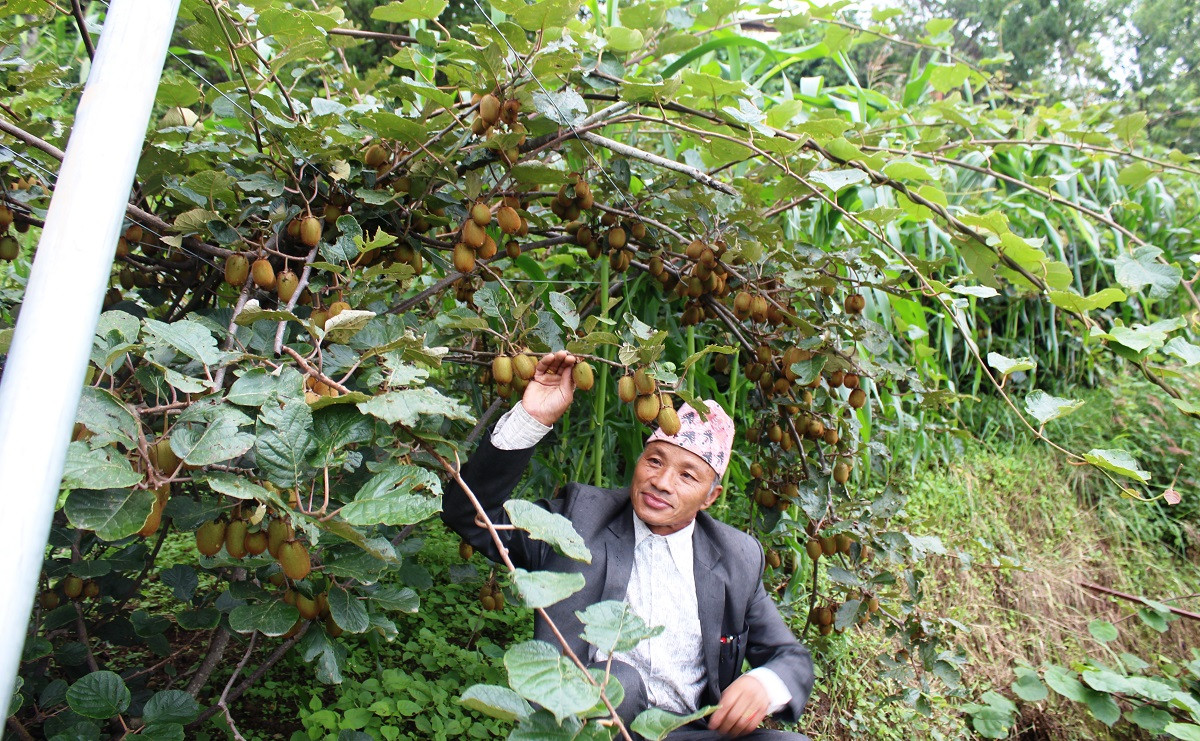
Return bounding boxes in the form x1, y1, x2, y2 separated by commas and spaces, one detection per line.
833, 461, 851, 484
618, 375, 636, 403
513, 353, 537, 381
462, 219, 486, 249
328, 300, 350, 319
323, 204, 341, 225
843, 373, 860, 389
823, 428, 840, 446
300, 216, 322, 248
459, 541, 474, 560
844, 293, 866, 314
245, 530, 269, 556
750, 295, 769, 323
633, 368, 655, 396
452, 243, 476, 273
40, 590, 60, 609
225, 519, 249, 559
149, 436, 180, 473
492, 356, 514, 385
252, 258, 276, 290
657, 405, 681, 435
500, 98, 520, 125
278, 539, 312, 581
267, 518, 292, 557
470, 202, 493, 229
505, 239, 521, 259
196, 519, 227, 557
277, 270, 300, 303
835, 534, 853, 554
766, 550, 782, 569
572, 361, 594, 391
224, 254, 249, 286
479, 94, 501, 126
819, 536, 837, 557
848, 388, 866, 409
635, 394, 661, 424
83, 581, 100, 599
61, 576, 83, 600
497, 206, 521, 235
607, 227, 627, 249
364, 144, 388, 168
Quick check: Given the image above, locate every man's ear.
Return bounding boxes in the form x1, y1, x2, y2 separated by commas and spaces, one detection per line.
700, 484, 722, 510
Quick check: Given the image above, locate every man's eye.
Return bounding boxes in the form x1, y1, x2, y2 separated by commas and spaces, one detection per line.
682, 472, 694, 481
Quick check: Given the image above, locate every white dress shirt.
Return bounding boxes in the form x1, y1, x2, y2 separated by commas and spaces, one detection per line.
490, 403, 792, 714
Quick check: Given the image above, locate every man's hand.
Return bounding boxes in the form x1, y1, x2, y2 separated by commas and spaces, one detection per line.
520, 351, 577, 426
708, 674, 770, 737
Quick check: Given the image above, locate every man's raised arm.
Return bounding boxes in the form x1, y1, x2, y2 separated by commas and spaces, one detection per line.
440, 351, 578, 569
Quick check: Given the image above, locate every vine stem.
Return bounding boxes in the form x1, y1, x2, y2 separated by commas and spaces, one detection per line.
216, 631, 258, 741
424, 445, 634, 741
280, 345, 351, 394
272, 242, 321, 355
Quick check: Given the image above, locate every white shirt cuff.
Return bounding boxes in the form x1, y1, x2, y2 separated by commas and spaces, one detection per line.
745, 667, 792, 715
490, 402, 552, 450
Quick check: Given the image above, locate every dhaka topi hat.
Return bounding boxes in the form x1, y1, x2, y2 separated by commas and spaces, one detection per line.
646, 399, 735, 479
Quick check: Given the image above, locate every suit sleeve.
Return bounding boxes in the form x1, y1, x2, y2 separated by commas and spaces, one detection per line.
743, 543, 815, 722
440, 428, 550, 570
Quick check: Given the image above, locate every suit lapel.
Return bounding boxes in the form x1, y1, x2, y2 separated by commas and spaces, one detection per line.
600, 497, 635, 605
692, 515, 725, 702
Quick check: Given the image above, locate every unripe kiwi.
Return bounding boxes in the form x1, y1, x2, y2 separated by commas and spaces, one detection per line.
196, 519, 227, 557
750, 295, 769, 323
635, 394, 661, 424
325, 615, 344, 637
848, 388, 866, 409
267, 518, 292, 557
816, 606, 833, 627
62, 576, 83, 599
501, 98, 520, 125
300, 216, 322, 248
224, 254, 249, 286
0, 205, 12, 230
657, 405, 681, 435
618, 375, 636, 403
245, 530, 269, 556
607, 227, 627, 250
449, 242, 474, 273
328, 300, 350, 319
733, 291, 752, 316
462, 219, 486, 249
750, 462, 764, 479
823, 428, 840, 446
492, 355, 514, 385
277, 539, 312, 581
633, 368, 655, 396
505, 239, 521, 259
572, 361, 595, 391
252, 258, 276, 290
828, 370, 845, 388
630, 222, 646, 240
497, 206, 521, 235
277, 270, 300, 303
364, 144, 388, 168
767, 424, 783, 443
138, 488, 167, 537
481, 595, 496, 611
323, 204, 341, 225
225, 519, 249, 559
513, 353, 537, 381
833, 461, 851, 484
766, 550, 782, 569
805, 539, 823, 561
479, 94, 501, 125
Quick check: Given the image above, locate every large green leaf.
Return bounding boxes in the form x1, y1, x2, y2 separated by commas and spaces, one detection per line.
76, 387, 139, 448
504, 500, 591, 564
339, 464, 442, 526
631, 706, 716, 740
504, 640, 600, 723
66, 671, 131, 719
64, 488, 156, 541
1114, 246, 1182, 299
511, 568, 585, 609
1011, 667, 1047, 702
142, 690, 200, 725
229, 601, 300, 637
61, 442, 144, 490
255, 400, 316, 488
204, 472, 290, 510
576, 600, 664, 655
170, 411, 255, 466
370, 0, 447, 22
1083, 449, 1151, 483
986, 352, 1036, 377
328, 587, 370, 633
1023, 390, 1084, 425
460, 684, 533, 722
357, 388, 475, 427
143, 319, 231, 366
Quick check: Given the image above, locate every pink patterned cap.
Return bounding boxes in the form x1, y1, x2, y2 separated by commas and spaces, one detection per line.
646, 399, 735, 479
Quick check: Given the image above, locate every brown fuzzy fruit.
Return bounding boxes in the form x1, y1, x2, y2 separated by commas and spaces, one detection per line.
196, 519, 227, 557
245, 530, 269, 556
848, 388, 866, 409
766, 550, 782, 569
325, 615, 344, 638
149, 437, 180, 473
225, 519, 249, 559
815, 606, 833, 627
844, 293, 866, 314
572, 362, 595, 391
492, 355, 514, 385
505, 239, 521, 259
296, 593, 319, 621
513, 353, 537, 381
364, 144, 388, 168
479, 94, 501, 125
608, 227, 627, 250
805, 539, 823, 561
300, 216, 322, 248
478, 234, 497, 259
138, 486, 169, 537
500, 98, 520, 125
40, 590, 60, 609
0, 235, 18, 262
62, 576, 84, 599
277, 270, 299, 303
833, 462, 851, 484
470, 201, 493, 228
278, 539, 312, 581
452, 243, 476, 273
252, 258, 276, 290
633, 368, 655, 396
657, 405, 681, 435
618, 375, 636, 403
836, 533, 853, 554
224, 254, 249, 286
497, 206, 521, 235
328, 301, 351, 319
635, 394, 661, 424
83, 581, 100, 599
843, 373, 860, 389
820, 536, 837, 557
459, 541, 474, 560
462, 219, 486, 249
267, 518, 292, 558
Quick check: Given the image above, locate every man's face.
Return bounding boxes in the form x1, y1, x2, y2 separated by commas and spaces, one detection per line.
629, 441, 722, 535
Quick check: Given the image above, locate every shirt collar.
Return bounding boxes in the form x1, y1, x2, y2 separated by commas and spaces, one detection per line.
632, 511, 695, 575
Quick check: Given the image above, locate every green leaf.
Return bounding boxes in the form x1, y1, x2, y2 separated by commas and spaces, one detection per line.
328, 587, 370, 633
1083, 449, 1151, 483
605, 26, 644, 52
631, 706, 716, 740
143, 319, 230, 366
255, 400, 316, 488
170, 412, 255, 466
204, 472, 289, 510
1023, 390, 1084, 425
61, 442, 144, 490
76, 387, 139, 448
1112, 112, 1148, 143
504, 640, 600, 722
227, 369, 280, 406
1128, 705, 1172, 732
370, 1, 449, 23
809, 168, 870, 192
229, 601, 301, 637
576, 600, 664, 654
323, 309, 375, 345
1044, 665, 1087, 702
511, 568, 586, 609
1048, 287, 1126, 313
339, 464, 442, 526
1084, 689, 1121, 726
1011, 667, 1048, 702
65, 488, 156, 541
1117, 161, 1156, 188
176, 608, 220, 630
460, 684, 533, 722
233, 300, 302, 327
512, 0, 580, 31
1164, 337, 1200, 366
1088, 619, 1118, 643
504, 500, 591, 564
312, 405, 374, 462
66, 671, 131, 719
987, 352, 1036, 377
142, 691, 200, 725
1138, 606, 1171, 632
357, 388, 475, 427
788, 355, 827, 385
1114, 246, 1182, 299
1082, 668, 1134, 694
547, 292, 579, 332
532, 89, 588, 128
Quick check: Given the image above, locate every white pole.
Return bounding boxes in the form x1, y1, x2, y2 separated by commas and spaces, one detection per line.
0, 0, 180, 712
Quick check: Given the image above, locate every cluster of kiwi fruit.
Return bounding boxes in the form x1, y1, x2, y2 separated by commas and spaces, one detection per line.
114, 223, 196, 290
549, 172, 595, 223
195, 512, 311, 578
478, 579, 506, 611
453, 197, 530, 274
489, 351, 596, 399
38, 575, 102, 609
470, 91, 526, 164
303, 374, 343, 403
0, 205, 19, 261
309, 299, 352, 332
617, 369, 680, 434
277, 582, 341, 637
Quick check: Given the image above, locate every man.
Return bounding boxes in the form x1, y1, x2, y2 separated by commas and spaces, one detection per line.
443, 351, 813, 739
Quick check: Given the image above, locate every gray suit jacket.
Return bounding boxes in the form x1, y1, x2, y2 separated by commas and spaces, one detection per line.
441, 431, 814, 722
